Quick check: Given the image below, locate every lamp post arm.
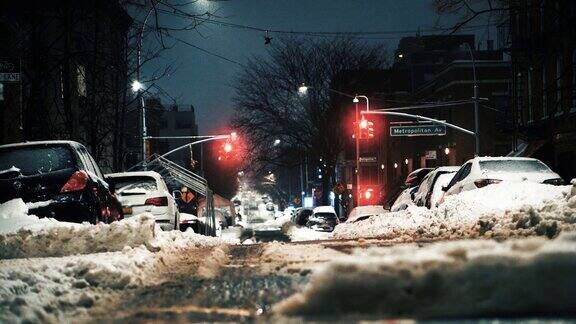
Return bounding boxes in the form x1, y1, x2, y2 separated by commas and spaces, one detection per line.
143, 135, 230, 167
362, 110, 475, 136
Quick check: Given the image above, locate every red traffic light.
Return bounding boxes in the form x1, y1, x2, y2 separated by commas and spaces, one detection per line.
223, 142, 233, 153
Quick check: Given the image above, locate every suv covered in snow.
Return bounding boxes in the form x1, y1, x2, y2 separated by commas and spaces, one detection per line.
0, 141, 122, 223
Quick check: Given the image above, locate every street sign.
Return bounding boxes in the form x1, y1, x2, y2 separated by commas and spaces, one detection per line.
390, 125, 446, 136
359, 156, 377, 163
424, 150, 437, 160
0, 58, 20, 83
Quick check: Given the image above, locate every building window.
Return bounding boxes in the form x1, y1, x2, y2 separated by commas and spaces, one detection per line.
542, 62, 548, 118
556, 54, 563, 115
76, 65, 86, 97
528, 67, 533, 122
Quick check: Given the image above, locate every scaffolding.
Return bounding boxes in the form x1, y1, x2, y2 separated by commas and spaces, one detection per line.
131, 154, 217, 236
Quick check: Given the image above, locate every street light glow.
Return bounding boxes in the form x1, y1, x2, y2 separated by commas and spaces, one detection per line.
131, 80, 143, 92
273, 139, 281, 146
353, 97, 360, 103
298, 83, 308, 95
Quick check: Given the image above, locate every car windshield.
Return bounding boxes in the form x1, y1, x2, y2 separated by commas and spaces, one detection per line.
0, 145, 74, 176
479, 160, 552, 173
112, 176, 158, 194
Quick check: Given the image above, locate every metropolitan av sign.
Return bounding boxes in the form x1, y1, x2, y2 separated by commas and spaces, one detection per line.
390, 125, 446, 137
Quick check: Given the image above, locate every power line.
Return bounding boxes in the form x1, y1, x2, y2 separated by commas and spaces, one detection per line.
168, 34, 247, 68
154, 5, 496, 38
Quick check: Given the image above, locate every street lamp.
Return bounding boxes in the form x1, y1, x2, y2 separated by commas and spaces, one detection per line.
298, 83, 308, 95
131, 80, 143, 93
273, 139, 281, 146
461, 42, 480, 156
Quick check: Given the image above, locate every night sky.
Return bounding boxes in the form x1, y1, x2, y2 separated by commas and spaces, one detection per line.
144, 0, 477, 134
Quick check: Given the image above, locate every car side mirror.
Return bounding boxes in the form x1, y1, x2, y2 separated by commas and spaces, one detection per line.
173, 190, 182, 199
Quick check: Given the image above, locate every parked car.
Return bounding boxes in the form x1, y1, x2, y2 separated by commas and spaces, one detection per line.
306, 206, 340, 232
439, 157, 564, 204
390, 168, 434, 211
414, 166, 460, 209
292, 207, 313, 226
346, 205, 387, 223
105, 171, 180, 230
0, 140, 122, 223
180, 213, 200, 232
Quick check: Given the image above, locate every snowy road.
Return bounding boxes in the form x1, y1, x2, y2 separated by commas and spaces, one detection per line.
2, 182, 576, 322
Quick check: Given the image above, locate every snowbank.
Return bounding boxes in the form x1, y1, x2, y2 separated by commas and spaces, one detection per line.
334, 182, 575, 241
0, 199, 226, 259
273, 231, 576, 318
0, 246, 156, 323
284, 224, 332, 242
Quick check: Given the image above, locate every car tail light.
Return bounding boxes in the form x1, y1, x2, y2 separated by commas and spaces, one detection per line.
474, 179, 502, 188
145, 197, 168, 206
543, 178, 564, 186
60, 171, 89, 193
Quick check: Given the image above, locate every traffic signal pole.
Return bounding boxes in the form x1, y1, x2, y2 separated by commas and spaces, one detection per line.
355, 101, 360, 207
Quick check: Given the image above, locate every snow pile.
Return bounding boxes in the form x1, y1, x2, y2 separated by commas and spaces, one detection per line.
153, 227, 228, 250
273, 231, 576, 318
283, 223, 332, 242
0, 199, 78, 235
333, 182, 575, 241
0, 246, 156, 323
0, 205, 156, 259
0, 198, 228, 260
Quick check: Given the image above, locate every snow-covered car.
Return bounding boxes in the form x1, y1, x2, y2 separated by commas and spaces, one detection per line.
105, 171, 180, 231
306, 206, 340, 232
292, 207, 313, 226
0, 140, 123, 224
390, 188, 416, 212
390, 168, 434, 212
414, 166, 460, 209
346, 205, 387, 223
439, 157, 564, 203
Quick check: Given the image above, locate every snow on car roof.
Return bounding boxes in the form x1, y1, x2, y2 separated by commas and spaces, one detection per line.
106, 171, 164, 181
313, 206, 336, 214
434, 166, 461, 172
0, 140, 84, 149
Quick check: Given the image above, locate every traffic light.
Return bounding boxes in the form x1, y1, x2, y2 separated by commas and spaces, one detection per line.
356, 118, 375, 139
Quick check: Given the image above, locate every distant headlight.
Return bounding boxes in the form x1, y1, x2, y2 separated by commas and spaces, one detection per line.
543, 178, 564, 185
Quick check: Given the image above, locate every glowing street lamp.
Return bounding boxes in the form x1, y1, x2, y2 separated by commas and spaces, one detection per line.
298, 83, 308, 95
273, 139, 281, 146
131, 80, 143, 93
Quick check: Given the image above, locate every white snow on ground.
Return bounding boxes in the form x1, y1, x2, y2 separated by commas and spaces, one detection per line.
0, 199, 224, 259
285, 225, 332, 242
274, 231, 576, 318
334, 182, 576, 241
0, 246, 157, 323
0, 200, 227, 323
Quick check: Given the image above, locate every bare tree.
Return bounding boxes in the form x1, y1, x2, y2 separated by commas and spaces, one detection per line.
232, 37, 387, 204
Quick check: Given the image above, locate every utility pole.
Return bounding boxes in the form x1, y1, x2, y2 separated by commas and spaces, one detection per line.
462, 42, 480, 156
